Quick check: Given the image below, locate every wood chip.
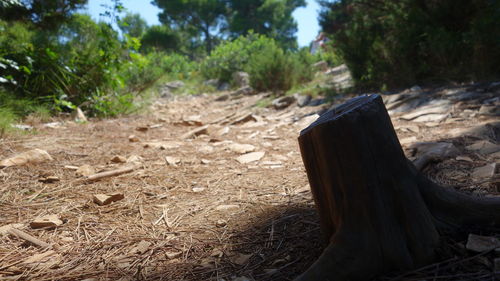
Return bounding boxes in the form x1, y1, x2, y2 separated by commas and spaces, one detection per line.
130, 240, 151, 254
465, 234, 500, 252
83, 165, 137, 182
136, 126, 149, 132
166, 251, 183, 259
76, 164, 95, 177
39, 176, 60, 183
216, 204, 240, 211
93, 193, 125, 206
229, 143, 256, 154
166, 156, 181, 166
129, 135, 140, 142
7, 228, 51, 248
30, 215, 63, 229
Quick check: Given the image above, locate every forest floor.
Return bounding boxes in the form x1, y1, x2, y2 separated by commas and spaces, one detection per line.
0, 73, 499, 281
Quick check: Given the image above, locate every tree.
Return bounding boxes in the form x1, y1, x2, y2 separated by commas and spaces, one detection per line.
227, 0, 306, 49
317, 0, 500, 89
296, 94, 500, 280
118, 12, 148, 38
0, 0, 88, 30
140, 25, 180, 53
151, 0, 227, 54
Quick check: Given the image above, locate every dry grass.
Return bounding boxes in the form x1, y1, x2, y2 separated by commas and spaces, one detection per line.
0, 91, 498, 280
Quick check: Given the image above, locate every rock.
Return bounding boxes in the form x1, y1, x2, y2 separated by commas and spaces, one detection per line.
110, 155, 127, 163
128, 135, 140, 142
126, 155, 143, 163
216, 204, 240, 211
411, 142, 459, 158
312, 60, 328, 72
231, 86, 254, 96
93, 193, 124, 206
456, 156, 473, 162
192, 186, 205, 192
466, 140, 500, 155
130, 240, 151, 255
76, 164, 95, 176
11, 124, 33, 131
400, 101, 451, 121
478, 105, 500, 116
216, 219, 227, 227
165, 81, 185, 90
410, 85, 422, 92
294, 93, 312, 107
204, 79, 219, 88
472, 163, 496, 179
181, 125, 209, 139
30, 215, 63, 229
0, 149, 53, 168
272, 95, 296, 110
230, 113, 257, 125
73, 107, 88, 122
465, 234, 500, 252
229, 143, 256, 154
165, 156, 181, 166
236, 151, 265, 164
39, 176, 60, 183
215, 94, 229, 102
232, 72, 250, 87
218, 82, 230, 91
308, 98, 325, 107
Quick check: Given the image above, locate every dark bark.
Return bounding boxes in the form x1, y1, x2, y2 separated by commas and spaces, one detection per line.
295, 94, 500, 281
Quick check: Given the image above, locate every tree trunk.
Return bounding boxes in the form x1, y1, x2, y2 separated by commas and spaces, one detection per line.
296, 95, 500, 281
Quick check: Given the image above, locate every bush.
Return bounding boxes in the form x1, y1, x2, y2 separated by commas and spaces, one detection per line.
201, 33, 315, 92
318, 0, 500, 89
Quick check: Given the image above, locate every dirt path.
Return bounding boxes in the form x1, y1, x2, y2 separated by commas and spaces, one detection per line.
0, 84, 498, 280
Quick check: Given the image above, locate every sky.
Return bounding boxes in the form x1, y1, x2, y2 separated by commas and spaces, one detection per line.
85, 0, 321, 47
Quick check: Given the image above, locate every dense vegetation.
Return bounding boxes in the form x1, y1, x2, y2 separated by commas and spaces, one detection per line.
318, 0, 500, 89
1, 0, 498, 133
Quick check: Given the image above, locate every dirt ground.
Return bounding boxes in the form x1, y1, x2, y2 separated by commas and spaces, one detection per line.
0, 83, 499, 280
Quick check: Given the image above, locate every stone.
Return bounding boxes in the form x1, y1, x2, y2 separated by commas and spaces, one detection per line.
478, 105, 500, 116
128, 135, 140, 142
472, 163, 496, 179
232, 72, 250, 87
312, 60, 328, 72
204, 79, 219, 88
73, 107, 88, 122
410, 142, 459, 158
110, 155, 127, 163
130, 240, 151, 255
465, 234, 500, 252
236, 151, 265, 164
93, 193, 124, 206
218, 82, 230, 91
181, 125, 209, 139
30, 215, 63, 229
230, 113, 257, 125
165, 156, 181, 166
229, 143, 255, 154
76, 164, 95, 177
294, 93, 312, 107
231, 86, 254, 96
272, 95, 296, 110
216, 220, 227, 227
11, 124, 33, 131
165, 81, 185, 90
0, 149, 53, 168
466, 140, 500, 155
308, 98, 325, 107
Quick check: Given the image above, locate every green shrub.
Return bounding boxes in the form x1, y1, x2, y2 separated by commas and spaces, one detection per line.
201, 33, 315, 92
0, 106, 18, 136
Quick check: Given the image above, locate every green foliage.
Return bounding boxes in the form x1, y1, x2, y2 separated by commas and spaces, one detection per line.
88, 90, 138, 118
0, 106, 18, 135
118, 12, 147, 38
140, 25, 180, 53
201, 33, 315, 92
318, 0, 500, 89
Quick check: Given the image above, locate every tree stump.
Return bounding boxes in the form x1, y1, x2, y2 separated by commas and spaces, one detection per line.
296, 94, 500, 281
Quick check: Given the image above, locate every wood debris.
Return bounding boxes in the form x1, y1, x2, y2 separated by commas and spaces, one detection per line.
0, 149, 53, 168
30, 215, 63, 229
